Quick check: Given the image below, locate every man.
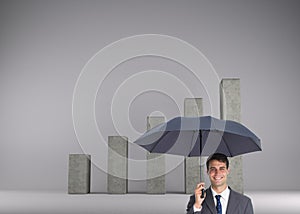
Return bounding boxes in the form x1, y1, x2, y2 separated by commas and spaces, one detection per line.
186, 153, 254, 214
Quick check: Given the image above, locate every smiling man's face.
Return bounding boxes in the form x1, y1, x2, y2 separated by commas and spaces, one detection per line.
207, 159, 229, 192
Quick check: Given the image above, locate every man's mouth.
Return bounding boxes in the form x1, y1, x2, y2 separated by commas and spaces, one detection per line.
214, 176, 223, 181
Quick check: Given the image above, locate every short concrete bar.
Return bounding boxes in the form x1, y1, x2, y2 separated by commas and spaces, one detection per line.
68, 154, 91, 194
184, 98, 204, 194
107, 136, 128, 194
220, 78, 243, 194
147, 116, 166, 194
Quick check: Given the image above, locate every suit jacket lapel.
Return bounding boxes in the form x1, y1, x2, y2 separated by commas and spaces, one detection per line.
226, 188, 239, 213
204, 188, 217, 214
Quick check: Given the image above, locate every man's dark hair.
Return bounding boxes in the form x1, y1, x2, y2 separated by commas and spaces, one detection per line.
206, 153, 229, 170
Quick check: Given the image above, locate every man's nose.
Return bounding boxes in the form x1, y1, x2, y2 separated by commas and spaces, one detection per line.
214, 169, 221, 174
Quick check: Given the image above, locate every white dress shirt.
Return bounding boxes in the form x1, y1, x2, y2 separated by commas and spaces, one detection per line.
193, 186, 230, 214
211, 186, 230, 214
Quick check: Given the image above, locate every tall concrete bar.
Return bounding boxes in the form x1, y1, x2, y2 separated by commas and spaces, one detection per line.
184, 98, 204, 194
68, 154, 91, 194
107, 136, 128, 194
220, 78, 243, 194
147, 116, 165, 194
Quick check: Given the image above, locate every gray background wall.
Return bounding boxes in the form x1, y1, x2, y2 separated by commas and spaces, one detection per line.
0, 0, 299, 192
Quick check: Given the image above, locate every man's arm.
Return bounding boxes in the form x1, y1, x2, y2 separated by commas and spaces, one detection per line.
186, 183, 206, 214
186, 195, 204, 214
186, 195, 196, 214
245, 198, 254, 214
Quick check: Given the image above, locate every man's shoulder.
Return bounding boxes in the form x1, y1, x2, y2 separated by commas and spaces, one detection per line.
229, 188, 252, 202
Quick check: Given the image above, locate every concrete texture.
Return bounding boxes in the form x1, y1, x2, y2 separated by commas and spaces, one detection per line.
184, 157, 201, 194
146, 116, 165, 194
68, 154, 91, 194
184, 98, 203, 194
107, 136, 128, 194
220, 79, 243, 194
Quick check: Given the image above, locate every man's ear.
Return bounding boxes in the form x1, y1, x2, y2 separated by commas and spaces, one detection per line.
227, 167, 230, 174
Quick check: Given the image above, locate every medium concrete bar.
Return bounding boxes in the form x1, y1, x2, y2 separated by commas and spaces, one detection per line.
147, 116, 165, 194
184, 98, 204, 194
107, 136, 128, 194
68, 154, 91, 194
220, 78, 243, 194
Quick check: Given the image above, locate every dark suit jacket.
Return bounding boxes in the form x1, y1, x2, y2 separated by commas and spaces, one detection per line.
186, 187, 254, 214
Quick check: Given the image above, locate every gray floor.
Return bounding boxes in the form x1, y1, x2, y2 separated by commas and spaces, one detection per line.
0, 191, 299, 214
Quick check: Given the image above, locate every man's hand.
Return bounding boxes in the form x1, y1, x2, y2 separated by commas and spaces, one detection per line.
194, 182, 206, 209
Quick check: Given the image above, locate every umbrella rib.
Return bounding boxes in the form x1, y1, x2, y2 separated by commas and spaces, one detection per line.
149, 131, 170, 153
220, 133, 233, 157
188, 130, 199, 157
244, 136, 262, 152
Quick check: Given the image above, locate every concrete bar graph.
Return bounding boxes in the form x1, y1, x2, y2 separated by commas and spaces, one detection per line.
68, 154, 91, 194
147, 116, 166, 194
107, 136, 128, 194
184, 98, 204, 194
220, 78, 243, 194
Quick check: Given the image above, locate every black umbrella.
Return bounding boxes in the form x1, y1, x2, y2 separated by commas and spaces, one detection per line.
133, 116, 261, 157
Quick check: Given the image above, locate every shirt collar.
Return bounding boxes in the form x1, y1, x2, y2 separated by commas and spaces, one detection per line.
211, 186, 230, 201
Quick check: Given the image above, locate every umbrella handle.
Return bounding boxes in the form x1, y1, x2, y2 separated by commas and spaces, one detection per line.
201, 189, 205, 198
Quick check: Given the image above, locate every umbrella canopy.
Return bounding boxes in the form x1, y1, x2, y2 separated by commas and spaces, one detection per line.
133, 116, 261, 157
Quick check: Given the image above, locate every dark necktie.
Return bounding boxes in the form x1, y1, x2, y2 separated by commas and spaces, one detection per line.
215, 195, 222, 214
